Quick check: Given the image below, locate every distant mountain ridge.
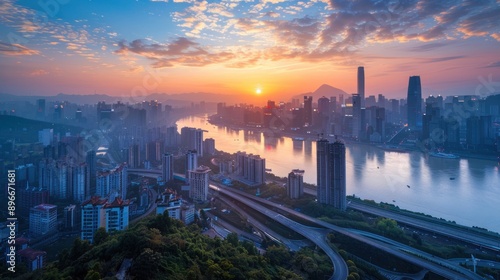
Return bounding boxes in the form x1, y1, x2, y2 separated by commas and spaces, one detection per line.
293, 84, 348, 100
0, 84, 349, 106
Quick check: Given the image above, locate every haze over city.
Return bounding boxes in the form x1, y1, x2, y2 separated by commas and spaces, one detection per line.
2, 1, 500, 279
1, 0, 500, 102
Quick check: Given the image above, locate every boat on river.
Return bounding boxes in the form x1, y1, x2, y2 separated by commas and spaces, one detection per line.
429, 152, 459, 159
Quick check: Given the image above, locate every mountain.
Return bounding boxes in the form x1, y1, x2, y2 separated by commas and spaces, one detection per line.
292, 84, 348, 101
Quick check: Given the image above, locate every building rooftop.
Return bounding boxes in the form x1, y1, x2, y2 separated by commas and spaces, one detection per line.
104, 197, 130, 208
32, 204, 57, 211
82, 196, 108, 206
18, 248, 46, 261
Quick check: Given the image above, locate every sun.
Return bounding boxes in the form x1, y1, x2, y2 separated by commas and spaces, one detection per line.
255, 88, 262, 95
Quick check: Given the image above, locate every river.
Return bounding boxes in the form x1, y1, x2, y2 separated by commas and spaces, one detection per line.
176, 115, 500, 234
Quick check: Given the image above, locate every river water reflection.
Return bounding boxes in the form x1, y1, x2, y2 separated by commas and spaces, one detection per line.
177, 115, 500, 233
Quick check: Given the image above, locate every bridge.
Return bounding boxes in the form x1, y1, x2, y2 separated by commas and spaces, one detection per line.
127, 168, 186, 182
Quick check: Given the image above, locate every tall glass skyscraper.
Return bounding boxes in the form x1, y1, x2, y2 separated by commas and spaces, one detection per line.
407, 76, 422, 128
357, 66, 365, 108
316, 138, 346, 210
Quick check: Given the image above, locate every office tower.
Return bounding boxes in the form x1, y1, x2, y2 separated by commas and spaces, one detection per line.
162, 153, 173, 183
189, 166, 211, 202
352, 94, 362, 139
95, 163, 128, 199
128, 144, 141, 168
318, 96, 330, 116
316, 139, 346, 210
304, 96, 313, 126
185, 150, 198, 182
357, 66, 365, 107
287, 169, 304, 199
366, 95, 376, 107
29, 204, 57, 236
37, 99, 46, 118
330, 96, 337, 113
407, 76, 422, 128
204, 138, 216, 156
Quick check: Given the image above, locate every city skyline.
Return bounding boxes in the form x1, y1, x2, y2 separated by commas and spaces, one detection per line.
1, 0, 499, 102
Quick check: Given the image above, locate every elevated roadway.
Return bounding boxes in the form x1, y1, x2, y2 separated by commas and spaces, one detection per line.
213, 183, 484, 280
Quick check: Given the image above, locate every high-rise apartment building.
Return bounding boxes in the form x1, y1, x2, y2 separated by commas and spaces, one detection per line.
316, 139, 346, 210
128, 144, 141, 168
162, 153, 173, 183
407, 76, 422, 129
29, 204, 57, 237
81, 196, 130, 243
235, 152, 266, 185
185, 150, 198, 182
96, 163, 128, 199
189, 166, 211, 202
287, 169, 304, 199
181, 127, 204, 156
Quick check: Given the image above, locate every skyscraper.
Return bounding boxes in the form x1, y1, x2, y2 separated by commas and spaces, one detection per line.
316, 138, 346, 210
162, 153, 173, 183
189, 166, 211, 202
407, 76, 422, 129
352, 94, 362, 139
287, 169, 304, 199
357, 66, 365, 108
185, 150, 198, 182
303, 96, 312, 126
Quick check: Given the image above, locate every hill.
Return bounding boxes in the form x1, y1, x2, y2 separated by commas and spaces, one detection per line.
0, 115, 83, 143
292, 84, 348, 101
0, 214, 333, 280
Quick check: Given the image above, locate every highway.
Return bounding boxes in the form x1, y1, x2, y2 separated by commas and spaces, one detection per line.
212, 185, 349, 280
212, 183, 485, 280
128, 168, 489, 279
215, 195, 308, 251
303, 186, 500, 252
347, 201, 500, 252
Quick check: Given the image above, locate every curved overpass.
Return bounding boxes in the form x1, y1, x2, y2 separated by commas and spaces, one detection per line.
213, 183, 484, 280
212, 185, 349, 280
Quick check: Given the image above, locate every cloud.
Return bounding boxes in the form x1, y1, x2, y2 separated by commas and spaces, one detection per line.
115, 37, 240, 68
424, 56, 466, 63
29, 69, 49, 76
0, 42, 39, 56
266, 16, 320, 47
121, 0, 499, 68
410, 42, 451, 52
484, 61, 500, 68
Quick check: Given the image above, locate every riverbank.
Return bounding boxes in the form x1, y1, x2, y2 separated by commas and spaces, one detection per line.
207, 116, 500, 163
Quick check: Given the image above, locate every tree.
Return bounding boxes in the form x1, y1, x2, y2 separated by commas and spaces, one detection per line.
227, 232, 239, 247
94, 227, 109, 245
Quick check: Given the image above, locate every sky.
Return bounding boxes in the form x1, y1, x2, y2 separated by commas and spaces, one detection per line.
0, 0, 499, 103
